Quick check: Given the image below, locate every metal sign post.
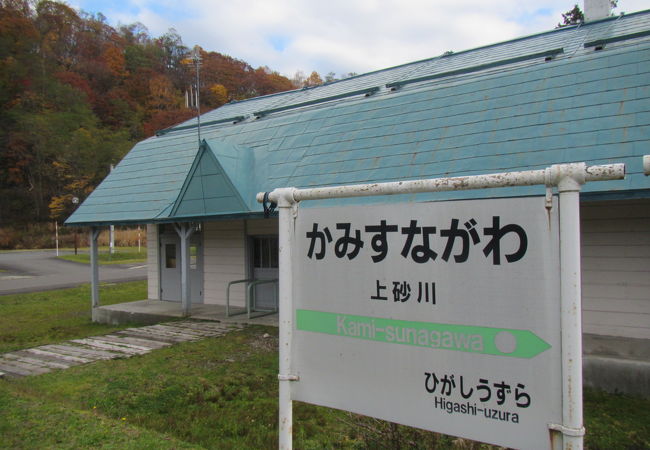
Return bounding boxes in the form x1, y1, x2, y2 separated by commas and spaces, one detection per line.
275, 188, 299, 450
258, 162, 624, 450
555, 166, 586, 449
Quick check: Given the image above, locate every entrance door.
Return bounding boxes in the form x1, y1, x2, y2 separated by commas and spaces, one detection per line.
159, 227, 203, 303
160, 234, 181, 301
251, 236, 279, 310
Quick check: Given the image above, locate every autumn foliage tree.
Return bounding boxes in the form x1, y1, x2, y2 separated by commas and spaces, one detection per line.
0, 0, 295, 232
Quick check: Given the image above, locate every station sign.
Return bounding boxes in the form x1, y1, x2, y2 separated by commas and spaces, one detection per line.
291, 196, 562, 449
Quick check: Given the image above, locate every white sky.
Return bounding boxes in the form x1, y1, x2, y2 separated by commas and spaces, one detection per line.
69, 0, 649, 78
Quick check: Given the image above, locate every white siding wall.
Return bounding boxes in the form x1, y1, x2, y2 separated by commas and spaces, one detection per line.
203, 220, 247, 306
581, 200, 650, 340
247, 218, 278, 236
201, 218, 279, 305
146, 224, 159, 300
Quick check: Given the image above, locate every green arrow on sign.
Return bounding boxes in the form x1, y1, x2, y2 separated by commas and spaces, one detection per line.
296, 309, 551, 359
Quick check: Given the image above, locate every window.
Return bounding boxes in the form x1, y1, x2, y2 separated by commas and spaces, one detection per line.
253, 237, 279, 269
165, 244, 176, 268
190, 244, 198, 269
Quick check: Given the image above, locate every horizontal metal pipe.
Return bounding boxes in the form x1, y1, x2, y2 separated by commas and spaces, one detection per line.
256, 163, 625, 204
584, 163, 626, 181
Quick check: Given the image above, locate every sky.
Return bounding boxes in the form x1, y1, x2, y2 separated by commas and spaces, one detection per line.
68, 0, 648, 79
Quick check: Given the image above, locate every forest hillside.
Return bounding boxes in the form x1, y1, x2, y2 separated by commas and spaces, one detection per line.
1, 0, 304, 240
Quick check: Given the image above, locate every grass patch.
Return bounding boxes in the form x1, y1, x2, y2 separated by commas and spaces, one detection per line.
0, 281, 147, 353
2, 325, 649, 448
584, 388, 650, 449
0, 387, 199, 449
58, 247, 146, 265
2, 327, 359, 449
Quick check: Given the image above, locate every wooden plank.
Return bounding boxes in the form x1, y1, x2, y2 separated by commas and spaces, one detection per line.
157, 323, 212, 332
0, 356, 52, 372
70, 339, 148, 355
176, 321, 240, 330
172, 322, 234, 333
126, 326, 197, 341
0, 316, 244, 378
158, 325, 221, 337
0, 358, 49, 376
23, 348, 91, 364
119, 327, 192, 342
85, 337, 154, 352
41, 344, 118, 360
0, 364, 30, 377
99, 335, 171, 349
2, 352, 70, 370
115, 330, 188, 344
143, 325, 202, 339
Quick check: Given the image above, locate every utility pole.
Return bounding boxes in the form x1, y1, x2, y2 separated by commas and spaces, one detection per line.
109, 164, 115, 255
191, 45, 202, 146
72, 196, 79, 255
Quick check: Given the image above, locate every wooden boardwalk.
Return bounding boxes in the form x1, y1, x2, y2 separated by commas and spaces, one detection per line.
0, 321, 244, 378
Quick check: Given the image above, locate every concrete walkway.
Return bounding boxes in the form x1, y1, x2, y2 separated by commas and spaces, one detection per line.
92, 299, 279, 326
0, 321, 244, 378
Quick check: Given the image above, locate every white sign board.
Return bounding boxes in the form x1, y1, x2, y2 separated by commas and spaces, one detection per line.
291, 197, 562, 449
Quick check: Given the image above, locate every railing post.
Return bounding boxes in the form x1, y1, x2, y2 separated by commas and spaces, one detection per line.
90, 227, 100, 308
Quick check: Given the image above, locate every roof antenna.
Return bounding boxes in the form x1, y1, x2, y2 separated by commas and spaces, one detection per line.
191, 45, 203, 147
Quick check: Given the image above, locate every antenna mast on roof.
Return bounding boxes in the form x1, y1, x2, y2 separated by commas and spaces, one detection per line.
191, 45, 202, 147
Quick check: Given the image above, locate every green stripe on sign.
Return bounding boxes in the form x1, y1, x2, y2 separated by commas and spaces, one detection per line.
296, 309, 551, 359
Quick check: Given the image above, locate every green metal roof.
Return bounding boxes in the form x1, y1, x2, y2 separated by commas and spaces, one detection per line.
66, 10, 650, 226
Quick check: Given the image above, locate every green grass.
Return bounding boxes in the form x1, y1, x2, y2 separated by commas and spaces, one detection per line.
0, 281, 147, 353
1, 327, 360, 449
58, 247, 146, 265
0, 286, 648, 449
584, 388, 650, 449
0, 388, 200, 449
1, 326, 648, 449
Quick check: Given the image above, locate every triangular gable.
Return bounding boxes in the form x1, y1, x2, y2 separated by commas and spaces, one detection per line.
204, 139, 256, 210
170, 141, 251, 218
